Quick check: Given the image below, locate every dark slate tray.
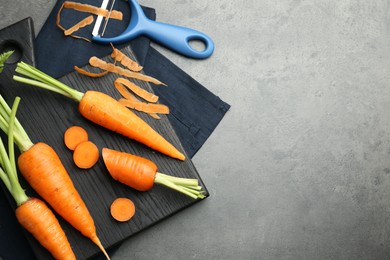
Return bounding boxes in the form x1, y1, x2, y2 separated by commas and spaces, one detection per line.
0, 18, 208, 260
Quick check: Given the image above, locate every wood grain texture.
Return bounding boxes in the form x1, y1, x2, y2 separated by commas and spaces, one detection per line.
0, 22, 208, 259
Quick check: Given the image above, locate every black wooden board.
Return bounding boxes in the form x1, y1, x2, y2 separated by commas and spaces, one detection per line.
0, 19, 208, 260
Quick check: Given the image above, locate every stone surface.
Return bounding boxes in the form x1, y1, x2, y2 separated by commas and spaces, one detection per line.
2, 0, 390, 259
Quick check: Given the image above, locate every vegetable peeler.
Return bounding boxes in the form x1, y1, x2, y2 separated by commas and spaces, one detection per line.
92, 0, 214, 59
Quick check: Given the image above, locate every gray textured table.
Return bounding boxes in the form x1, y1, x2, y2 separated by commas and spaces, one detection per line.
2, 1, 390, 259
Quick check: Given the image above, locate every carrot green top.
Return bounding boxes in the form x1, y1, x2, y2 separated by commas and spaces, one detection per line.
13, 62, 84, 102
0, 96, 29, 206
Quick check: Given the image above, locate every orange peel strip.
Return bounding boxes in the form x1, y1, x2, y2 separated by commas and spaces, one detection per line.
115, 80, 161, 119
64, 15, 94, 36
111, 45, 143, 72
119, 98, 170, 114
89, 56, 166, 86
74, 65, 109, 77
56, 2, 91, 42
114, 78, 159, 103
63, 1, 123, 20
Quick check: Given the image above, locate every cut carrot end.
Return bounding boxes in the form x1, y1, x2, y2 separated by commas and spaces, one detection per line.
73, 141, 99, 169
110, 197, 136, 222
64, 126, 89, 150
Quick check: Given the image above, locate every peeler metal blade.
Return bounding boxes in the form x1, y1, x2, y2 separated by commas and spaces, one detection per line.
92, 0, 116, 37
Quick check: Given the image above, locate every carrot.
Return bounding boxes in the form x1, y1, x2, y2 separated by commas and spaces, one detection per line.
64, 125, 89, 150
73, 140, 99, 169
0, 96, 110, 259
0, 96, 76, 259
110, 197, 135, 222
102, 148, 205, 199
13, 62, 185, 161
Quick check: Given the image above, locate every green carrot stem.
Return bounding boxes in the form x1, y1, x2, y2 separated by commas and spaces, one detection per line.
0, 97, 29, 205
156, 172, 199, 186
14, 62, 84, 102
0, 95, 33, 152
154, 173, 204, 199
13, 76, 73, 98
0, 167, 11, 192
8, 97, 19, 176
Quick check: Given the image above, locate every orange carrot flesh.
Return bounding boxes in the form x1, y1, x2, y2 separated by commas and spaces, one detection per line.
73, 140, 99, 169
102, 148, 205, 199
18, 142, 110, 259
64, 125, 89, 150
110, 198, 136, 222
102, 148, 156, 191
16, 198, 76, 260
79, 91, 185, 160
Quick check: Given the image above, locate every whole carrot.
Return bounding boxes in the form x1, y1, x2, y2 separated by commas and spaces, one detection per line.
102, 148, 205, 199
0, 96, 110, 259
13, 62, 185, 161
0, 97, 75, 260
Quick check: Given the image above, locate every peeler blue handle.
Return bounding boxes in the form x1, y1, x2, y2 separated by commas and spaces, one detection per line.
92, 0, 214, 59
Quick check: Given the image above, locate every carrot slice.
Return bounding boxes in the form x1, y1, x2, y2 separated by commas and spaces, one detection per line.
63, 1, 123, 20
111, 45, 143, 72
64, 126, 88, 150
64, 15, 94, 36
74, 65, 109, 78
114, 78, 159, 103
110, 198, 135, 222
73, 141, 99, 169
89, 56, 166, 86
119, 98, 169, 114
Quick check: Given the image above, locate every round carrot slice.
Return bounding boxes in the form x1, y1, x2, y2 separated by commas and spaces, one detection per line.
64, 126, 88, 150
73, 141, 99, 169
110, 198, 135, 222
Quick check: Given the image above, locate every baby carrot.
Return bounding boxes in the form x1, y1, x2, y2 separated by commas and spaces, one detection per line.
0, 96, 110, 259
0, 96, 75, 259
13, 62, 185, 161
102, 148, 205, 199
